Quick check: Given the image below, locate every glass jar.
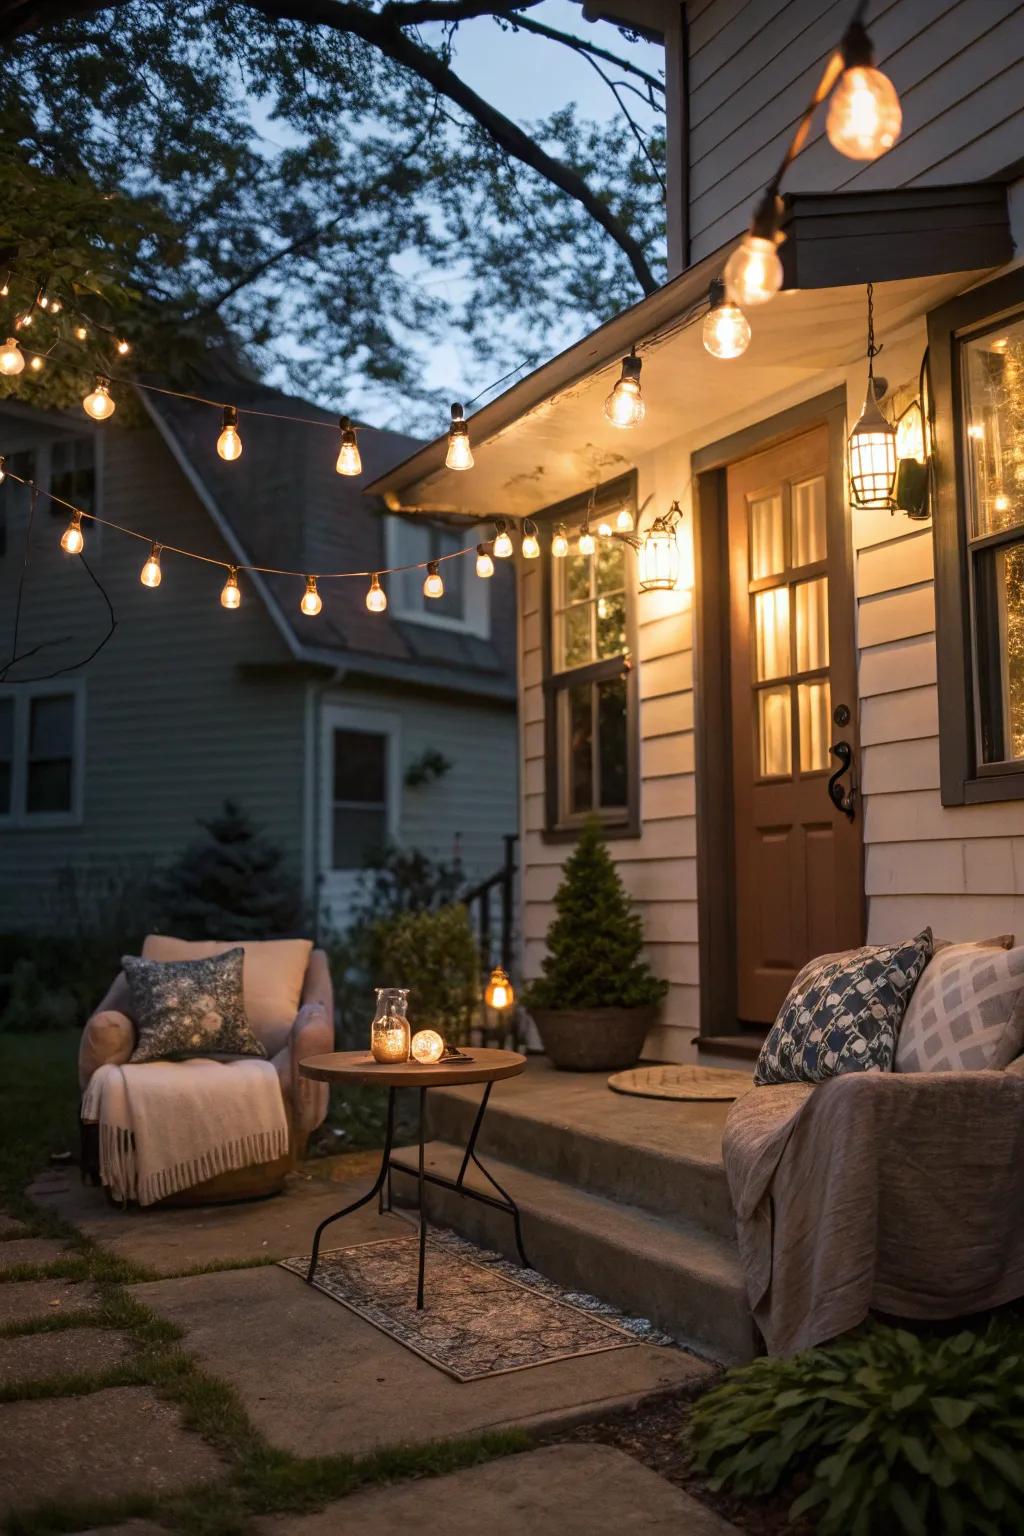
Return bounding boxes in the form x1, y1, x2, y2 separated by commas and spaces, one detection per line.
370, 987, 411, 1064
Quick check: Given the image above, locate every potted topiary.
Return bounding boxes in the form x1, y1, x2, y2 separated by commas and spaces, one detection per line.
523, 820, 668, 1071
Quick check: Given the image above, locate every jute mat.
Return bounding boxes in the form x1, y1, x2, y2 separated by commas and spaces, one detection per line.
607, 1064, 753, 1101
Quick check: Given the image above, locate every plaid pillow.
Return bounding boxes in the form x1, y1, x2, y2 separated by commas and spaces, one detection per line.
123, 947, 265, 1064
895, 942, 1024, 1073
754, 930, 933, 1086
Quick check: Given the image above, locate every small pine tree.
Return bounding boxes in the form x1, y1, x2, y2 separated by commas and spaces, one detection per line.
156, 800, 306, 940
523, 820, 669, 1011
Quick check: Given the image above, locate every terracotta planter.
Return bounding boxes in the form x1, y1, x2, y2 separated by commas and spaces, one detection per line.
530, 1005, 657, 1072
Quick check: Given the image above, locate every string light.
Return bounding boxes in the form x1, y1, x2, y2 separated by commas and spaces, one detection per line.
83, 375, 115, 421
140, 544, 163, 588
0, 337, 25, 375
217, 406, 243, 461
38, 294, 49, 310
15, 311, 32, 329
551, 524, 569, 558
604, 348, 645, 428
475, 543, 495, 578
827, 19, 902, 161
0, 456, 5, 483
300, 576, 322, 616
0, 277, 8, 298
220, 567, 241, 609
724, 191, 784, 307
116, 339, 130, 356
366, 573, 387, 612
493, 520, 514, 559
48, 298, 62, 316
29, 355, 44, 372
446, 402, 474, 471
615, 508, 634, 533
578, 526, 595, 557
521, 519, 540, 559
703, 277, 751, 359
73, 325, 88, 341
848, 282, 896, 510
335, 416, 361, 476
597, 514, 614, 538
60, 511, 84, 555
423, 560, 444, 599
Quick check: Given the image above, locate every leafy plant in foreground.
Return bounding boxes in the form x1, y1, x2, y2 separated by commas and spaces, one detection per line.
689, 1319, 1024, 1535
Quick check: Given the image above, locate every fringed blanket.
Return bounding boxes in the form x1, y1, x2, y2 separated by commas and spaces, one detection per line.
81, 1057, 289, 1206
722, 1070, 1024, 1356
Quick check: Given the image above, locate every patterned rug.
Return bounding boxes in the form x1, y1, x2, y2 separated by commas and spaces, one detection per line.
607, 1064, 753, 1101
280, 1229, 670, 1381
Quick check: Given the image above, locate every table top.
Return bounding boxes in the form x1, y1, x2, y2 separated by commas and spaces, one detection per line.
299, 1047, 528, 1088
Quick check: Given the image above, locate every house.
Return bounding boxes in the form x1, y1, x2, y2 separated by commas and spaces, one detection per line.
367, 0, 1024, 1064
0, 381, 518, 935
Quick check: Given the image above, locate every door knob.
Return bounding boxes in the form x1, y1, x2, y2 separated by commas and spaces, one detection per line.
828, 740, 857, 822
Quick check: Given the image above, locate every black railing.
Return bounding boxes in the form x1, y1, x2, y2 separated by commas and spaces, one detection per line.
462, 833, 518, 978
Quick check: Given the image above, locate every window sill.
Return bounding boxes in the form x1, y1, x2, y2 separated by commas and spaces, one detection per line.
946, 770, 1024, 807
542, 816, 640, 845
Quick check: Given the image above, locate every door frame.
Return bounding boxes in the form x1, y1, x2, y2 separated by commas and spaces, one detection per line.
318, 699, 403, 928
690, 387, 858, 1038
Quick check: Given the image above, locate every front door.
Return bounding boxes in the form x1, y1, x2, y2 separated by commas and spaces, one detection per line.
319, 703, 401, 931
727, 425, 863, 1025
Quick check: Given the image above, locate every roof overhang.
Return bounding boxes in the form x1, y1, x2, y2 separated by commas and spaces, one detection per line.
368, 183, 1012, 518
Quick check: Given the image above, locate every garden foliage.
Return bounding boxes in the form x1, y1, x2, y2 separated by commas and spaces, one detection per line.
156, 800, 305, 940
369, 903, 479, 1044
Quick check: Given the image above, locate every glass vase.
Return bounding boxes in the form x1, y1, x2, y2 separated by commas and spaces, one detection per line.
370, 987, 411, 1064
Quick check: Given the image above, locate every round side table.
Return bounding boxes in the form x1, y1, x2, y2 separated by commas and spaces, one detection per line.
299, 1047, 528, 1308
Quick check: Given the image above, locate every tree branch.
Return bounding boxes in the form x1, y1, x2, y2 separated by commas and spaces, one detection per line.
503, 12, 665, 96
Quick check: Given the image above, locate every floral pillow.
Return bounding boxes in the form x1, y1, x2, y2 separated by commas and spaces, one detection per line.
123, 947, 265, 1064
754, 930, 933, 1087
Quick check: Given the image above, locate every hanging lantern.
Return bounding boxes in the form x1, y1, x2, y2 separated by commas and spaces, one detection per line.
892, 398, 928, 519
484, 966, 514, 1010
848, 283, 896, 510
638, 512, 680, 592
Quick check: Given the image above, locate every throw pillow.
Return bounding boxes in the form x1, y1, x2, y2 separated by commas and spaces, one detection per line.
754, 930, 933, 1086
895, 942, 1024, 1073
124, 948, 266, 1064
141, 936, 312, 1056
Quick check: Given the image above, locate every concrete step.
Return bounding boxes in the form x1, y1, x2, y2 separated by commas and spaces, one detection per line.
424, 1064, 737, 1242
390, 1139, 758, 1365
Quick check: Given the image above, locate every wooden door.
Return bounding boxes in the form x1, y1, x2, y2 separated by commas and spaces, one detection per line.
728, 425, 863, 1025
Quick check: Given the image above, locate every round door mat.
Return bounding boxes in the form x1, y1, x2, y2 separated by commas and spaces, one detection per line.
607, 1064, 753, 1101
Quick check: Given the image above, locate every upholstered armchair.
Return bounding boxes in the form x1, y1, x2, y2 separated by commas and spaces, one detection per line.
80, 937, 334, 1204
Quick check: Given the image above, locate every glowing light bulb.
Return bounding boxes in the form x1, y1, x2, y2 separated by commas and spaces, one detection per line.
968, 424, 984, 441
484, 966, 514, 1010
300, 576, 322, 616
597, 517, 613, 538
615, 508, 634, 533
0, 280, 8, 297
140, 544, 162, 588
411, 1029, 445, 1064
423, 560, 444, 599
28, 355, 44, 372
83, 376, 115, 421
0, 337, 25, 375
994, 492, 1011, 514
521, 520, 540, 559
15, 311, 31, 329
724, 234, 782, 308
475, 544, 494, 578
0, 457, 5, 482
38, 294, 49, 310
116, 338, 130, 355
48, 298, 62, 316
604, 350, 645, 428
446, 402, 474, 470
335, 416, 361, 476
73, 325, 88, 341
827, 22, 901, 161
217, 406, 242, 461
493, 521, 514, 559
60, 512, 84, 555
551, 524, 569, 558
220, 567, 241, 609
366, 574, 387, 613
578, 528, 595, 556
703, 278, 751, 358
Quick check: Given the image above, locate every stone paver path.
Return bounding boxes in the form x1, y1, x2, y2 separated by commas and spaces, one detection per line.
0, 1277, 97, 1327
0, 1235, 72, 1270
0, 1211, 30, 1239
0, 1326, 132, 1386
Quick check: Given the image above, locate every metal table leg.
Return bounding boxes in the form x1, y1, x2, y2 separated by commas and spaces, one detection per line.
417, 1086, 427, 1310
306, 1087, 397, 1284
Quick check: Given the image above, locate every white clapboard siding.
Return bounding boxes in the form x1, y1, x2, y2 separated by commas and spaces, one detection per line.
859, 686, 938, 747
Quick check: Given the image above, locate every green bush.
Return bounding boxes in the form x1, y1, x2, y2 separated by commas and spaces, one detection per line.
690, 1319, 1024, 1536
368, 903, 479, 1045
156, 800, 305, 940
523, 819, 668, 1011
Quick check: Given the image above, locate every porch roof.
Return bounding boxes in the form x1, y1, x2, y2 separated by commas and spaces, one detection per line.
367, 184, 1012, 519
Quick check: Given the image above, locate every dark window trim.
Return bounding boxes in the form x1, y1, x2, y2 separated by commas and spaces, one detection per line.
928, 267, 1024, 806
537, 471, 641, 842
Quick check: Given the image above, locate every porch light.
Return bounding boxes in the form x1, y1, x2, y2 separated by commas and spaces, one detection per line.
826, 20, 901, 161
220, 567, 241, 608
0, 336, 24, 375
638, 510, 681, 592
485, 966, 514, 1010
615, 507, 634, 533
446, 402, 474, 471
423, 560, 444, 599
60, 511, 84, 555
604, 349, 645, 429
300, 575, 322, 616
848, 283, 896, 510
551, 523, 569, 557
83, 375, 115, 421
140, 543, 163, 588
335, 416, 361, 476
366, 573, 387, 612
216, 406, 243, 461
724, 193, 783, 307
892, 399, 928, 519
702, 278, 751, 359
475, 543, 494, 578
521, 520, 540, 559
493, 520, 514, 558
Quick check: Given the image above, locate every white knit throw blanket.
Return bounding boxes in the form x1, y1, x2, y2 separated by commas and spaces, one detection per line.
81, 1058, 289, 1206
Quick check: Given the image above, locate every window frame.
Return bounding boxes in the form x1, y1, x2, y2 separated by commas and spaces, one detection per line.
384, 515, 489, 637
319, 702, 401, 872
539, 472, 640, 842
0, 679, 86, 828
928, 268, 1024, 805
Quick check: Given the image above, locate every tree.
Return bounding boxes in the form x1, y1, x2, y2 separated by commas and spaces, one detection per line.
157, 799, 306, 939
0, 1, 666, 428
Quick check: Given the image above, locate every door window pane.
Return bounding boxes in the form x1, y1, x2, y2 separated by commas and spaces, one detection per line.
798, 680, 832, 772
754, 587, 790, 680
795, 577, 829, 673
567, 682, 593, 813
26, 694, 74, 813
791, 476, 826, 566
974, 540, 1024, 763
332, 728, 388, 867
597, 676, 628, 808
749, 492, 784, 579
963, 319, 1024, 538
0, 698, 12, 814
758, 686, 792, 778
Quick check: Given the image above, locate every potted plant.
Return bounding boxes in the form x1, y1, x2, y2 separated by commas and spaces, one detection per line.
523, 820, 668, 1071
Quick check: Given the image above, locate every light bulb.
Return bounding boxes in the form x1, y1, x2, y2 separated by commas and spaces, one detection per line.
116, 339, 130, 355
217, 406, 242, 461
703, 278, 751, 358
995, 492, 1011, 514
48, 298, 62, 315
220, 568, 241, 609
484, 966, 514, 1010
83, 376, 115, 421
597, 517, 613, 538
335, 416, 361, 476
551, 524, 569, 558
604, 351, 645, 428
29, 355, 44, 372
578, 528, 595, 556
299, 576, 322, 616
411, 1029, 445, 1065
827, 25, 901, 162
38, 294, 49, 310
423, 560, 444, 599
0, 457, 5, 482
0, 337, 24, 375
475, 544, 494, 579
366, 574, 387, 613
446, 402, 474, 470
60, 513, 84, 555
15, 312, 31, 329
0, 281, 8, 297
968, 424, 984, 441
73, 325, 88, 341
724, 234, 782, 307
615, 508, 634, 533
521, 520, 540, 559
493, 521, 513, 559
140, 544, 162, 588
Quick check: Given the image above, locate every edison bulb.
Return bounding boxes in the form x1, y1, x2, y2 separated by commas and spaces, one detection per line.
604, 374, 645, 428
597, 517, 613, 539
217, 408, 242, 461
411, 1029, 445, 1065
83, 378, 115, 420
551, 525, 569, 558
336, 418, 361, 476
724, 235, 783, 307
140, 547, 162, 588
423, 561, 444, 599
703, 299, 751, 359
0, 337, 24, 375
521, 523, 540, 559
366, 575, 387, 613
29, 355, 44, 372
578, 529, 596, 556
300, 577, 322, 616
827, 66, 901, 161
60, 515, 84, 555
475, 544, 494, 578
48, 298, 62, 315
220, 569, 241, 609
484, 966, 514, 1011
446, 403, 474, 470
493, 524, 514, 559
615, 508, 634, 533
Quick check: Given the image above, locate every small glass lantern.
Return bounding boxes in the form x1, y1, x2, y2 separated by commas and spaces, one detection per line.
638, 515, 680, 591
370, 987, 411, 1064
848, 383, 896, 509
485, 966, 514, 1011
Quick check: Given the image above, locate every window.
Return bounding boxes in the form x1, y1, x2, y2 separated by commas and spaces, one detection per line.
542, 477, 639, 837
0, 450, 36, 559
50, 437, 96, 516
330, 727, 390, 868
929, 270, 1024, 804
0, 684, 84, 824
386, 517, 488, 635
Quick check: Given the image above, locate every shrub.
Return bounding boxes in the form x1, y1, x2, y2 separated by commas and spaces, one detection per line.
368, 903, 479, 1044
523, 819, 668, 1011
156, 800, 305, 940
689, 1319, 1024, 1536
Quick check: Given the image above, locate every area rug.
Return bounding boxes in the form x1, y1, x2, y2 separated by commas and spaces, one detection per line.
280, 1228, 670, 1381
607, 1064, 753, 1101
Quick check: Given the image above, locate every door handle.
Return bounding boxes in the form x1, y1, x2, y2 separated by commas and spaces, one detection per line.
828, 740, 857, 822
